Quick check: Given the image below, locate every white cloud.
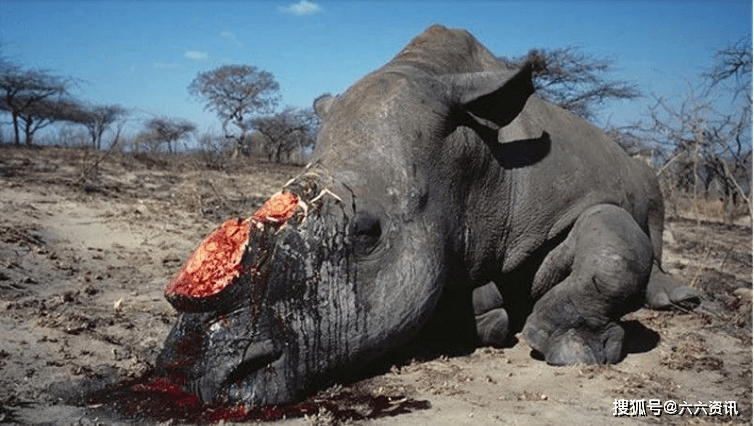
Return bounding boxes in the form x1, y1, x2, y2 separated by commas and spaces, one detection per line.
279, 0, 321, 16
184, 50, 209, 61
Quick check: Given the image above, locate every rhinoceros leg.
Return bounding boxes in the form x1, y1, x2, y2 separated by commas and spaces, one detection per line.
472, 282, 509, 347
522, 204, 653, 365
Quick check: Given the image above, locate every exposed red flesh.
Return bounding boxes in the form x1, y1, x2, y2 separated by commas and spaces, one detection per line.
165, 217, 251, 299
251, 191, 299, 225
164, 191, 299, 302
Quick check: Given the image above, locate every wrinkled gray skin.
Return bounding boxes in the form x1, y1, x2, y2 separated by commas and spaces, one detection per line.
157, 25, 700, 407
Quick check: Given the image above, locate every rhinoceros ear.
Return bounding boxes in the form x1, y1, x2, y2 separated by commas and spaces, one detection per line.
314, 94, 336, 120
444, 55, 544, 131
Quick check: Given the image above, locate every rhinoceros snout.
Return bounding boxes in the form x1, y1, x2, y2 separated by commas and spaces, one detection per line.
158, 174, 358, 406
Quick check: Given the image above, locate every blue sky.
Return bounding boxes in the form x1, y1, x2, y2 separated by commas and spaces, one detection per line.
1, 0, 751, 139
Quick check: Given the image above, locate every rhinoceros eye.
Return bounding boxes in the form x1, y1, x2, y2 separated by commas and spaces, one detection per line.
353, 213, 382, 256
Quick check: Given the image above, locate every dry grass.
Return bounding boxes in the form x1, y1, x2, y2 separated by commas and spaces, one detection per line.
665, 192, 752, 227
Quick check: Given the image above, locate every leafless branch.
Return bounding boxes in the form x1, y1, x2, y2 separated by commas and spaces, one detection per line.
500, 46, 641, 123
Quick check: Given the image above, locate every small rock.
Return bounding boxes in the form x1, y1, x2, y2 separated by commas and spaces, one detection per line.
134, 204, 150, 216
62, 291, 77, 303
733, 287, 752, 302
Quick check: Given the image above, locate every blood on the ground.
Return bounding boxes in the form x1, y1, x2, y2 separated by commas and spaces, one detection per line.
88, 372, 429, 424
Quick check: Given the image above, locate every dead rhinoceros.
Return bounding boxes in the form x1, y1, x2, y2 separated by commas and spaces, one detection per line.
156, 25, 699, 407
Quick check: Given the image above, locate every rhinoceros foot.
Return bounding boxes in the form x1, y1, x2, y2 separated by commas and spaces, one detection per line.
645, 267, 702, 311
472, 282, 509, 347
523, 317, 625, 365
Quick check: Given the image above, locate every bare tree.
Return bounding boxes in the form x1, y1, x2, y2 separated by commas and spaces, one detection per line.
701, 37, 752, 221
136, 117, 196, 154
645, 96, 751, 223
703, 37, 752, 99
500, 47, 641, 123
252, 106, 318, 164
188, 65, 280, 157
641, 37, 752, 223
0, 62, 74, 145
67, 104, 128, 150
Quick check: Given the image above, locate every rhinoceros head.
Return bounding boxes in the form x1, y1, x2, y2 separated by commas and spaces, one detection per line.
156, 26, 541, 407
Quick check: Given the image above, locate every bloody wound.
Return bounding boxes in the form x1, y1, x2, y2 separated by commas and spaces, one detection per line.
165, 191, 299, 309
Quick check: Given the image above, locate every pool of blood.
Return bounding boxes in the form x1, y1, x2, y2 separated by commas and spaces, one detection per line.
86, 372, 430, 424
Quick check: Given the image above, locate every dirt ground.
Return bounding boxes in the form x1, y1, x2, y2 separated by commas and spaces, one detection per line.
0, 145, 751, 425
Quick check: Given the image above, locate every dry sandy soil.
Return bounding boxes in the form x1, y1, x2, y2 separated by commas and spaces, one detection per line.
0, 145, 751, 425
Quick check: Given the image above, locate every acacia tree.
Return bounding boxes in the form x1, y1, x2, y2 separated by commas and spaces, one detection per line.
188, 65, 280, 157
69, 104, 128, 150
0, 62, 74, 145
252, 106, 318, 163
136, 117, 196, 154
500, 47, 641, 123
